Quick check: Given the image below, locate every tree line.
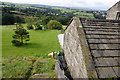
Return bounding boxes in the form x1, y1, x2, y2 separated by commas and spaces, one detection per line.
2, 6, 73, 25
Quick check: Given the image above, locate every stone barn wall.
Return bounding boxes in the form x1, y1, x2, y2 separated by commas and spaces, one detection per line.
63, 18, 88, 78
118, 2, 120, 11
107, 1, 120, 20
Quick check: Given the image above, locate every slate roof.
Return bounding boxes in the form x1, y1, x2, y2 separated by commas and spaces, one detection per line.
80, 18, 120, 78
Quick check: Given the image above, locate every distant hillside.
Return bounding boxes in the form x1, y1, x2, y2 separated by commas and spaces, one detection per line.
1, 1, 107, 25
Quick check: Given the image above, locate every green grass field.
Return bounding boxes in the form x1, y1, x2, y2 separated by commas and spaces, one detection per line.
2, 25, 61, 78
74, 12, 94, 18
2, 29, 60, 57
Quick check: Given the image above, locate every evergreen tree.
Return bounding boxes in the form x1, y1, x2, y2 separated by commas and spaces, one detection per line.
11, 24, 30, 46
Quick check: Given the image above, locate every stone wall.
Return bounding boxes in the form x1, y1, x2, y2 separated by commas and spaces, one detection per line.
118, 2, 120, 11
63, 17, 88, 78
107, 1, 120, 20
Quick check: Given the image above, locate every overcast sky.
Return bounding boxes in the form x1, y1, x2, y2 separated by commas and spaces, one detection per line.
1, 0, 120, 10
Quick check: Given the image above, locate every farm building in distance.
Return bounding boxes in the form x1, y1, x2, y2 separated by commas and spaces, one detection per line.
107, 1, 120, 20
62, 1, 120, 78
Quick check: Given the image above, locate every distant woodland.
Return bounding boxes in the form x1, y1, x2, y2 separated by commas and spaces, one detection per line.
1, 2, 107, 25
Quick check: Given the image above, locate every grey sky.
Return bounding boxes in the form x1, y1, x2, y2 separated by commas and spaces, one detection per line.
1, 0, 120, 10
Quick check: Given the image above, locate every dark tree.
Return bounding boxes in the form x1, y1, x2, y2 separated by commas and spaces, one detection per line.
2, 13, 15, 25
2, 13, 24, 25
41, 16, 53, 25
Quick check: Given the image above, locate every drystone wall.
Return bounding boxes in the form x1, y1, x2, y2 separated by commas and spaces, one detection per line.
107, 1, 120, 20
63, 18, 88, 78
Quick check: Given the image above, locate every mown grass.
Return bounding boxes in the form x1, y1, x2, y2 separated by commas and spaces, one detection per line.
2, 29, 60, 57
2, 25, 61, 78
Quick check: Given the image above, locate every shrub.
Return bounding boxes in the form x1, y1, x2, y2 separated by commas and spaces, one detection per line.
34, 23, 42, 30
47, 20, 62, 30
43, 25, 48, 30
35, 26, 42, 30
27, 25, 34, 30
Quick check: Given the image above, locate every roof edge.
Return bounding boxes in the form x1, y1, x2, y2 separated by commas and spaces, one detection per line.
64, 17, 80, 31
107, 1, 120, 11
64, 17, 73, 31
